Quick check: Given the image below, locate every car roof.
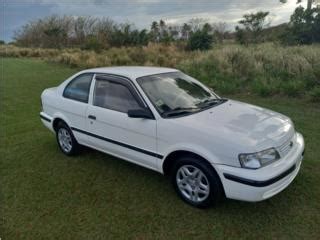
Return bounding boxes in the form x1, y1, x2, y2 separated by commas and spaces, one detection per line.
83, 66, 179, 80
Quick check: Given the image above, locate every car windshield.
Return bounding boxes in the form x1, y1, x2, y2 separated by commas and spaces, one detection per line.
137, 72, 225, 117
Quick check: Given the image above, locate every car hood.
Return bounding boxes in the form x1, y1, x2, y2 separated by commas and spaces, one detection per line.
172, 99, 295, 153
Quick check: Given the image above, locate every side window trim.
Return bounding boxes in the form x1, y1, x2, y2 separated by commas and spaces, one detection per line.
63, 73, 94, 103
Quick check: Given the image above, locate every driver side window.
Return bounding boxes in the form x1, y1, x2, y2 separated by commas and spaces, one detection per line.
93, 79, 141, 113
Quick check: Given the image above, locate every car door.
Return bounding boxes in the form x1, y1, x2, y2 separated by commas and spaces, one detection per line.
86, 74, 159, 170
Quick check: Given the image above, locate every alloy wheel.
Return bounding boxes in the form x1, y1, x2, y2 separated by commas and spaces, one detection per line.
176, 165, 210, 203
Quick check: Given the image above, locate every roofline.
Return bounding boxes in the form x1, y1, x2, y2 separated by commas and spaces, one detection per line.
80, 66, 179, 80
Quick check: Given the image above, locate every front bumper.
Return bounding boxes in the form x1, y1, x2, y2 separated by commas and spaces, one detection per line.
215, 132, 305, 202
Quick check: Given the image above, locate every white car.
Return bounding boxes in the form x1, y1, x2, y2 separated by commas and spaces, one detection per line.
40, 67, 305, 208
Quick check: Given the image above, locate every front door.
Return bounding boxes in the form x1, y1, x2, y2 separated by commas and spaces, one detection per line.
86, 75, 159, 170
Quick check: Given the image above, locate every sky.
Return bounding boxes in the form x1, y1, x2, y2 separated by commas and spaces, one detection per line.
1, 0, 307, 42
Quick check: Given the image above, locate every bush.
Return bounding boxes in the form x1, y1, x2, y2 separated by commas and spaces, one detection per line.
252, 80, 277, 97
217, 81, 239, 94
309, 87, 320, 102
81, 36, 104, 53
179, 43, 320, 96
2, 43, 320, 98
187, 30, 213, 51
280, 80, 304, 97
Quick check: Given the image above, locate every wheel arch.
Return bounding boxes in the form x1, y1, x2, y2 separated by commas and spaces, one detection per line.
52, 114, 71, 132
162, 150, 226, 199
162, 150, 217, 176
162, 150, 226, 198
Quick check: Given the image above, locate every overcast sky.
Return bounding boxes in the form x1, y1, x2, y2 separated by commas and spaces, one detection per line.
1, 0, 307, 42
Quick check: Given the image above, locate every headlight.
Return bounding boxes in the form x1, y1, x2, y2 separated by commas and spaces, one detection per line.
239, 148, 280, 169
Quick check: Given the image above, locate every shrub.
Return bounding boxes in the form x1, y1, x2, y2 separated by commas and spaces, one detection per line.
187, 30, 213, 51
280, 80, 305, 97
128, 47, 147, 64
2, 43, 320, 98
81, 36, 103, 53
309, 87, 320, 102
217, 81, 239, 94
252, 80, 277, 97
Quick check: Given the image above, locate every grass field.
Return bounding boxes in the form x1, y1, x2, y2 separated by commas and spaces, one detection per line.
1, 58, 320, 239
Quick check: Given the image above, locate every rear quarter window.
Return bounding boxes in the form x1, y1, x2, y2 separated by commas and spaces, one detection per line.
63, 73, 93, 103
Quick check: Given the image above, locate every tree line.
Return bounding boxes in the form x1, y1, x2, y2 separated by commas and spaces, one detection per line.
12, 16, 230, 51
10, 1, 320, 51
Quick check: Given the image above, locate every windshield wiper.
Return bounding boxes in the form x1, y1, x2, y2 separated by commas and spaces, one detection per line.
198, 98, 227, 108
163, 107, 199, 117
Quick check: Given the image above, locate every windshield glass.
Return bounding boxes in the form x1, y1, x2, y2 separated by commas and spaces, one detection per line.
137, 72, 222, 117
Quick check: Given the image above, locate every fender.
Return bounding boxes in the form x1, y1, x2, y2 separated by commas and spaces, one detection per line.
52, 112, 73, 129
51, 112, 73, 132
159, 142, 223, 173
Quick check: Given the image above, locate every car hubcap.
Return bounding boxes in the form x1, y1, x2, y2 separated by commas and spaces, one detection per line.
58, 128, 72, 152
176, 165, 210, 203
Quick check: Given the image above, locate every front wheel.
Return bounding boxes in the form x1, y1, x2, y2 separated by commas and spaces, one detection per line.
172, 157, 223, 208
56, 122, 79, 156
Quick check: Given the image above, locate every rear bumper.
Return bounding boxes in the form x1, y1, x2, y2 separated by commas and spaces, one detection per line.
215, 132, 305, 202
40, 112, 54, 132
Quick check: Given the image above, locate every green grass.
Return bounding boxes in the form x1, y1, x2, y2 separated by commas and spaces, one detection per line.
1, 58, 320, 239
2, 43, 320, 99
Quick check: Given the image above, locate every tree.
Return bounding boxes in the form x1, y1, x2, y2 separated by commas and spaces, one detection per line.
186, 25, 213, 51
212, 22, 227, 43
14, 15, 150, 49
235, 26, 249, 45
168, 25, 180, 41
280, 0, 316, 11
235, 11, 270, 44
280, 0, 319, 24
94, 17, 116, 48
282, 5, 320, 44
73, 16, 97, 46
139, 29, 149, 45
158, 19, 171, 43
159, 19, 166, 39
202, 23, 212, 33
239, 11, 270, 33
181, 23, 191, 40
150, 21, 160, 42
42, 16, 67, 48
188, 18, 206, 32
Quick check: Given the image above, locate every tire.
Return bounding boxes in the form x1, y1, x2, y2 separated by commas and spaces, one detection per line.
171, 156, 224, 208
55, 121, 79, 156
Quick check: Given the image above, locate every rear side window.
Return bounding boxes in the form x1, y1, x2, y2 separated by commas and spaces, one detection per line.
63, 73, 93, 103
93, 79, 141, 113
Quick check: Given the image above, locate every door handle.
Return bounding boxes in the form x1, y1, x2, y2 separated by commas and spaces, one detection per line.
88, 115, 96, 120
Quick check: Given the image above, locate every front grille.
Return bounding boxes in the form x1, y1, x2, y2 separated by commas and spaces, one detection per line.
278, 134, 295, 157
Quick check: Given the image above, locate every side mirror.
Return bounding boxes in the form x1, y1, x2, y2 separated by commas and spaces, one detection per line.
127, 108, 154, 119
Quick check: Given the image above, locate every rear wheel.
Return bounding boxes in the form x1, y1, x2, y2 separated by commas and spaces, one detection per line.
56, 122, 79, 156
172, 156, 223, 208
